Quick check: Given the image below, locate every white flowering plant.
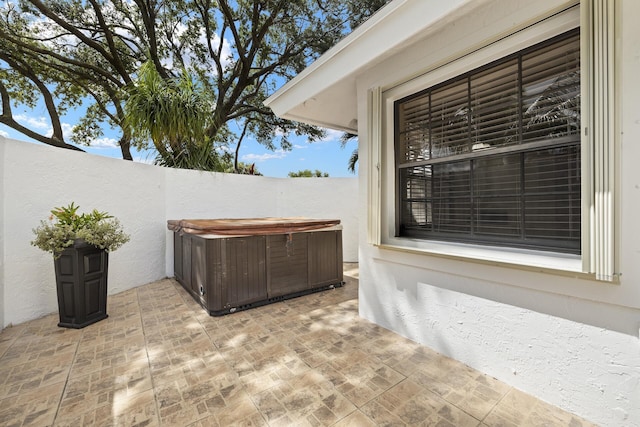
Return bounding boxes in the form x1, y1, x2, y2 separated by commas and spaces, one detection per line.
31, 202, 130, 258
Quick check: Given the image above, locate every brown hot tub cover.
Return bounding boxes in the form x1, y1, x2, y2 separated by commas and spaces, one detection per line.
167, 217, 341, 236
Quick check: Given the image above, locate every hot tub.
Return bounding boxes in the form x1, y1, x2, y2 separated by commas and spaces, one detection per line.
168, 218, 344, 315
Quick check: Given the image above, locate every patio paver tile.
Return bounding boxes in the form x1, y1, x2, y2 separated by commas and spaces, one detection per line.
0, 355, 71, 400
56, 358, 153, 422
0, 381, 65, 427
332, 410, 378, 427
53, 388, 159, 427
70, 332, 148, 378
483, 388, 599, 427
0, 263, 597, 427
315, 349, 407, 408
409, 356, 511, 420
0, 322, 28, 359
361, 379, 481, 427
0, 319, 81, 370
251, 370, 356, 426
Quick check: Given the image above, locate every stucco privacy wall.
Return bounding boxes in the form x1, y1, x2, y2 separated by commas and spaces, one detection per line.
351, 1, 640, 426
1, 137, 167, 328
163, 167, 359, 276
0, 136, 358, 328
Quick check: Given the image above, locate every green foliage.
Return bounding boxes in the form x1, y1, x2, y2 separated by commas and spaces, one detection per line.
124, 62, 228, 170
288, 169, 329, 178
347, 149, 358, 174
0, 0, 389, 170
49, 202, 111, 229
224, 162, 262, 175
152, 142, 233, 172
31, 203, 130, 257
346, 0, 393, 29
0, 0, 134, 156
125, 62, 211, 151
340, 132, 358, 174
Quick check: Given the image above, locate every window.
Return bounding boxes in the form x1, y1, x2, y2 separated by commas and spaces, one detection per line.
395, 30, 581, 253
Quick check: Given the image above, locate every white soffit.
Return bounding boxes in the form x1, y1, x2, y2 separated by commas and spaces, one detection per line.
263, 0, 483, 133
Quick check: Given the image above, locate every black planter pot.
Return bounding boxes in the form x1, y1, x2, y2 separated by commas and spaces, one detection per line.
53, 241, 109, 328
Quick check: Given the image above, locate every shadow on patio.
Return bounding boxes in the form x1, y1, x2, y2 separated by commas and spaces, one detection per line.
0, 264, 595, 426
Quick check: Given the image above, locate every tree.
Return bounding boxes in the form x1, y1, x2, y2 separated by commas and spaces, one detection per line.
225, 162, 261, 175
345, 0, 391, 28
288, 169, 329, 178
124, 61, 229, 170
0, 0, 389, 170
0, 0, 159, 160
340, 132, 358, 174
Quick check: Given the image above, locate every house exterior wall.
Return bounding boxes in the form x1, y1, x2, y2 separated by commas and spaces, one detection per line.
355, 1, 640, 426
0, 136, 358, 328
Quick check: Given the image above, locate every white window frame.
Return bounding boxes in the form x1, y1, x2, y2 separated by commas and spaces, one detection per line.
368, 1, 618, 281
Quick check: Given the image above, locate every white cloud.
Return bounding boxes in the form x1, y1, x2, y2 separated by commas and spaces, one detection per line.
30, 4, 137, 56
0, 129, 8, 138
11, 116, 81, 143
42, 122, 74, 140
91, 137, 119, 149
293, 144, 307, 149
12, 116, 118, 150
31, 16, 80, 50
15, 114, 49, 130
319, 128, 343, 143
61, 122, 74, 136
274, 128, 343, 144
242, 150, 287, 162
163, 24, 234, 73
207, 33, 234, 72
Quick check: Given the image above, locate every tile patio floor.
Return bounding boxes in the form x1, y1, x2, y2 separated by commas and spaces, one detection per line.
0, 264, 597, 427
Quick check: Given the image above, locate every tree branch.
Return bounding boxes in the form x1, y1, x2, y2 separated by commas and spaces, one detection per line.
0, 80, 84, 151
28, 0, 119, 71
133, 0, 169, 79
0, 27, 124, 87
234, 118, 250, 172
0, 52, 64, 141
88, 0, 132, 84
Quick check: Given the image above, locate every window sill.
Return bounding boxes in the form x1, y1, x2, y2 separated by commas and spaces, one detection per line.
378, 237, 594, 279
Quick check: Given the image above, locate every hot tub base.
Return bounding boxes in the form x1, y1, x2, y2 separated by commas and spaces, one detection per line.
169, 218, 344, 316
207, 282, 343, 316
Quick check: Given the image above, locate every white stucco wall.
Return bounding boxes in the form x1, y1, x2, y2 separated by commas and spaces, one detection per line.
353, 1, 640, 426
163, 167, 359, 277
0, 136, 358, 328
1, 138, 167, 327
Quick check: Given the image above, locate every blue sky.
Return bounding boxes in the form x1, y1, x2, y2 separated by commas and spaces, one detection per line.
0, 106, 358, 178
0, 3, 361, 178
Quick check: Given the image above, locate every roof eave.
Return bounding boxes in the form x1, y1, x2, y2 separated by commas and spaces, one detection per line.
264, 0, 480, 131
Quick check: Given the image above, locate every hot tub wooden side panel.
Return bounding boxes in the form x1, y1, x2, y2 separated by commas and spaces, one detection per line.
171, 229, 343, 315
207, 236, 268, 312
309, 230, 343, 288
173, 232, 192, 291
266, 233, 310, 298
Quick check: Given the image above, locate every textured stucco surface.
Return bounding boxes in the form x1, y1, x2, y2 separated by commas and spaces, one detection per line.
357, 257, 640, 427
0, 137, 358, 328
163, 167, 358, 277
350, 1, 640, 426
